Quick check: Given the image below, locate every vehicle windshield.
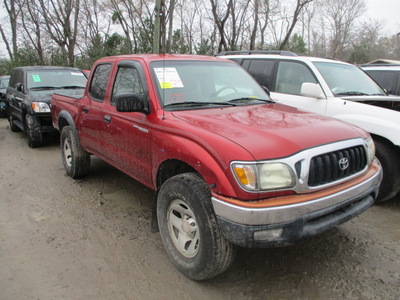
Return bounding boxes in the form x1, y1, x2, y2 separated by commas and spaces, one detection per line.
313, 62, 386, 97
27, 70, 87, 90
150, 60, 271, 109
0, 76, 10, 89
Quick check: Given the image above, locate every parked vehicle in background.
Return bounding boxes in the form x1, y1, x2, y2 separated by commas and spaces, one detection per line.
220, 51, 400, 201
6, 66, 87, 148
361, 64, 400, 96
0, 75, 10, 117
51, 54, 381, 280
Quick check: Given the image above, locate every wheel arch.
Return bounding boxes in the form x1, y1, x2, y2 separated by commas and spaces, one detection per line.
370, 133, 400, 201
156, 159, 197, 190
57, 110, 76, 132
56, 110, 85, 150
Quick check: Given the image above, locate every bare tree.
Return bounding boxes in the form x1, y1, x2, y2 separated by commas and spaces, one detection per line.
249, 0, 259, 50
318, 0, 366, 59
278, 0, 313, 50
38, 0, 81, 66
209, 0, 232, 52
1, 0, 20, 60
18, 0, 45, 64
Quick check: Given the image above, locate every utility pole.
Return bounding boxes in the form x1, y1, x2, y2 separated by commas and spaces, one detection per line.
153, 0, 162, 54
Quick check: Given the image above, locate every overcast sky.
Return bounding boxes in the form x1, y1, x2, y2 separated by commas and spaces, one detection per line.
365, 0, 400, 35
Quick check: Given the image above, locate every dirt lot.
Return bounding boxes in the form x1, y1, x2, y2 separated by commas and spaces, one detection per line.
0, 117, 399, 300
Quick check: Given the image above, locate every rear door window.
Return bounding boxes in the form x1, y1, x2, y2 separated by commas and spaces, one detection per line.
89, 64, 112, 102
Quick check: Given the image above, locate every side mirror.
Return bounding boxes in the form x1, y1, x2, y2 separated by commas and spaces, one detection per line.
301, 82, 325, 99
115, 93, 149, 114
15, 83, 24, 92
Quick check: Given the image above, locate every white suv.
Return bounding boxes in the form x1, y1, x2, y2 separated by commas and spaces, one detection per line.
220, 51, 400, 201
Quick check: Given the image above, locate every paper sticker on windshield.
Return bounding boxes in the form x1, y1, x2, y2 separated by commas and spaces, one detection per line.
32, 74, 41, 82
154, 68, 184, 89
71, 72, 84, 76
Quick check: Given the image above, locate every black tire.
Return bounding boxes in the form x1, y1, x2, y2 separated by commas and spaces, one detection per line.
374, 138, 400, 202
25, 114, 43, 148
60, 126, 90, 178
157, 172, 236, 280
8, 114, 21, 132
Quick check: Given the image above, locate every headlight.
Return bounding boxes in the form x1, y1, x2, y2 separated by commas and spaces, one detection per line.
232, 162, 296, 191
32, 102, 51, 113
366, 137, 376, 164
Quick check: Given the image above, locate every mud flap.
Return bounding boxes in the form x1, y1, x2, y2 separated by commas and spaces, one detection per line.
151, 190, 159, 233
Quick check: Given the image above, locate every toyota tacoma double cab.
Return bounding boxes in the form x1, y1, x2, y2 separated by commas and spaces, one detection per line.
51, 54, 382, 280
6, 66, 87, 147
220, 51, 400, 201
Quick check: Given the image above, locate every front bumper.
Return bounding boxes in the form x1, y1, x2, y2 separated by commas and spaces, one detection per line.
212, 160, 382, 247
35, 113, 58, 133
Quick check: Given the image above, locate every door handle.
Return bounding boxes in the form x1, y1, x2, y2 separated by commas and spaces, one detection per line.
82, 107, 89, 114
104, 115, 112, 123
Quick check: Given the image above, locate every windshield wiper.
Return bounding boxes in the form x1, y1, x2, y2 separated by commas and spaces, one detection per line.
335, 91, 368, 96
164, 101, 237, 108
57, 85, 85, 89
227, 97, 275, 103
29, 86, 58, 90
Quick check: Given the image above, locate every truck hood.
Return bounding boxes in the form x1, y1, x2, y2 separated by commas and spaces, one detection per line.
341, 95, 400, 102
171, 103, 367, 160
340, 95, 400, 112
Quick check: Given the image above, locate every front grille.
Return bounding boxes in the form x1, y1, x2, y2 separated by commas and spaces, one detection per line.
308, 145, 367, 187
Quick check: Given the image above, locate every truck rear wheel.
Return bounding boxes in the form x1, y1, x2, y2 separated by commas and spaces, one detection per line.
157, 172, 236, 280
25, 114, 43, 148
60, 126, 90, 178
374, 138, 400, 202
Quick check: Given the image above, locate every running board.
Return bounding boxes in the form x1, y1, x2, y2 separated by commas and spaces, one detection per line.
12, 119, 24, 131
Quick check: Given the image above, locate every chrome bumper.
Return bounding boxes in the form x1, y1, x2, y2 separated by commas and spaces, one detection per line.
212, 161, 382, 226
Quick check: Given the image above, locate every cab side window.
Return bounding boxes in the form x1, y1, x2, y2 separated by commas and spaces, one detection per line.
111, 66, 145, 106
9, 69, 24, 90
89, 64, 112, 102
275, 61, 317, 95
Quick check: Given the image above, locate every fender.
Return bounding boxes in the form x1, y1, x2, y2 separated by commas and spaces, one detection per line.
152, 127, 254, 199
57, 109, 85, 150
334, 113, 400, 147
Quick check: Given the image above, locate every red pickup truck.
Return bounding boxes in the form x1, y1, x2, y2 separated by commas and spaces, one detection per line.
51, 54, 382, 280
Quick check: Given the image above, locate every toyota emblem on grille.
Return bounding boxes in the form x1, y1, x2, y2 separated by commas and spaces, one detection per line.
339, 157, 349, 170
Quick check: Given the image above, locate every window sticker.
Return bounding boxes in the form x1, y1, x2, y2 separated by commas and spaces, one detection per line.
32, 74, 41, 82
154, 68, 184, 89
71, 72, 84, 76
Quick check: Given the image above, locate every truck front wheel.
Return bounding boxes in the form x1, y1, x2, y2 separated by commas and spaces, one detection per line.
60, 126, 90, 178
374, 138, 400, 202
25, 114, 43, 148
157, 172, 236, 280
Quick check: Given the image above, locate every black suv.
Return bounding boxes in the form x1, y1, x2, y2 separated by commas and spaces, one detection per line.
6, 66, 87, 147
361, 64, 400, 96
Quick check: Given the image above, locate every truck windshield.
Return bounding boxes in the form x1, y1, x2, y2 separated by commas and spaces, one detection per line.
313, 62, 386, 97
27, 69, 87, 90
150, 60, 270, 108
0, 76, 10, 89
